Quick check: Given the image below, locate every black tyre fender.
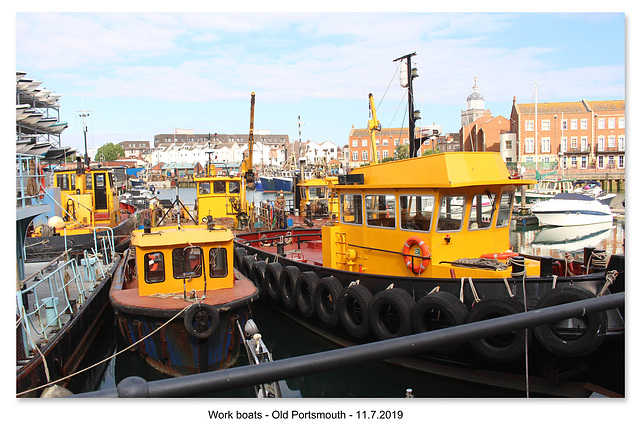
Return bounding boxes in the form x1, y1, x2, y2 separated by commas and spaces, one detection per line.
338, 284, 373, 339
466, 298, 529, 363
314, 276, 343, 327
265, 262, 283, 302
251, 260, 268, 299
411, 291, 468, 354
234, 247, 247, 270
533, 286, 607, 357
183, 304, 219, 340
368, 289, 415, 341
240, 255, 256, 279
295, 271, 320, 317
279, 266, 301, 310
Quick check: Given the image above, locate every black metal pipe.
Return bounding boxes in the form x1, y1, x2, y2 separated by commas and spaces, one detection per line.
73, 292, 624, 398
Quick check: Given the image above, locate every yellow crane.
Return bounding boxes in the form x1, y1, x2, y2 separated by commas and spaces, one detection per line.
368, 93, 381, 164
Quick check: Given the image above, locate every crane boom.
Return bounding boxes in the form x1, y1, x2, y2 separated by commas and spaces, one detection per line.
243, 92, 256, 183
368, 93, 381, 164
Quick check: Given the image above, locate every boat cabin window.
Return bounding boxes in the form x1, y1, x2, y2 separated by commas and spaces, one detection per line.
56, 173, 76, 191
86, 174, 92, 190
300, 188, 307, 200
310, 187, 326, 200
199, 181, 211, 195
208, 247, 228, 278
340, 194, 363, 225
144, 252, 165, 284
229, 181, 240, 194
365, 194, 396, 228
95, 173, 105, 189
436, 195, 465, 232
213, 181, 226, 194
400, 195, 435, 232
172, 247, 203, 279
496, 192, 514, 228
468, 193, 495, 230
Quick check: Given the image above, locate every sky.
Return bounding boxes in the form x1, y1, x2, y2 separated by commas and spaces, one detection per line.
12, 7, 627, 156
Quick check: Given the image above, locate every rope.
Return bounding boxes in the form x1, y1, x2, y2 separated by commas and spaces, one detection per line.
563, 253, 576, 276
597, 270, 619, 297
16, 300, 198, 397
587, 250, 608, 272
507, 256, 530, 398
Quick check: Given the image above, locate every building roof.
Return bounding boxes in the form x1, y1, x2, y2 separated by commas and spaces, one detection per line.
515, 101, 587, 115
586, 100, 626, 112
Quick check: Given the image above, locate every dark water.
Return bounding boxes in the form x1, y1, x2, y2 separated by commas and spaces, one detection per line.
68, 190, 625, 398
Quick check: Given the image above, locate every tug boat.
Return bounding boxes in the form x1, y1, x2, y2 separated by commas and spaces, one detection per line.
109, 215, 259, 377
25, 159, 140, 262
234, 152, 625, 395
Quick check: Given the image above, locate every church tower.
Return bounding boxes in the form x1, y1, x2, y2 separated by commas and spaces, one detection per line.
461, 77, 488, 127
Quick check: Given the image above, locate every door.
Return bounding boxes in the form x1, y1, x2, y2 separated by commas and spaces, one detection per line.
94, 173, 108, 210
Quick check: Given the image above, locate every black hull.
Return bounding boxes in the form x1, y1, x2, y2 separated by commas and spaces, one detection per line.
234, 229, 625, 396
16, 255, 120, 397
24, 214, 139, 263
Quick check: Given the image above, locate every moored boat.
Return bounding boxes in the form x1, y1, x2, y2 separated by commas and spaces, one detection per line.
530, 192, 614, 226
109, 217, 260, 376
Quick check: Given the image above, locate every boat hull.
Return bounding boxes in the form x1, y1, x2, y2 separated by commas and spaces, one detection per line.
531, 198, 613, 226
24, 213, 140, 262
16, 255, 120, 397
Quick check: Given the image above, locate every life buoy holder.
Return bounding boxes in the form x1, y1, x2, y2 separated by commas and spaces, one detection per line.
402, 236, 430, 274
480, 251, 519, 260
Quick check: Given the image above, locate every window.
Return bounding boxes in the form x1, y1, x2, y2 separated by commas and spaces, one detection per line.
580, 137, 588, 152
581, 119, 588, 130
382, 150, 389, 158
525, 121, 534, 131
571, 156, 577, 166
608, 155, 615, 167
210, 180, 224, 194
340, 194, 363, 225
608, 117, 616, 129
541, 120, 550, 131
608, 136, 615, 148
172, 247, 203, 280
541, 138, 550, 153
618, 136, 625, 151
571, 137, 577, 149
581, 156, 588, 169
496, 192, 514, 228
505, 140, 512, 150
598, 155, 605, 169
525, 156, 534, 163
561, 137, 568, 152
525, 138, 534, 153
561, 119, 568, 130
571, 119, 578, 130
362, 139, 368, 148
400, 195, 435, 232
199, 181, 211, 195
394, 139, 399, 146
144, 252, 165, 284
383, 139, 389, 146
598, 136, 605, 151
209, 247, 228, 278
362, 150, 368, 161
365, 194, 396, 228
618, 155, 625, 169
85, 174, 92, 190
437, 195, 465, 232
619, 117, 625, 129
351, 140, 358, 147
468, 193, 495, 230
598, 118, 605, 129
229, 181, 240, 194
352, 151, 358, 161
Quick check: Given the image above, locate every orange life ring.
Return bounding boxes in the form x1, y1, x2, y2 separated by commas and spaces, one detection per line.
480, 251, 519, 260
402, 236, 430, 274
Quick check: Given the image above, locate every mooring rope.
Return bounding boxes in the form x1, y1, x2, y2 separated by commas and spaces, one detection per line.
16, 300, 199, 397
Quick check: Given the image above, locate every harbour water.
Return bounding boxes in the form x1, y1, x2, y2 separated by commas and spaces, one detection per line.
72, 188, 624, 398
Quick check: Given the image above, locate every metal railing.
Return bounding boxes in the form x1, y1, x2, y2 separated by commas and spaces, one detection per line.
16, 154, 45, 209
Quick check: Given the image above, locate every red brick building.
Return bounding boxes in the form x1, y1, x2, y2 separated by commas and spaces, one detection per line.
459, 112, 510, 153
510, 98, 625, 171
347, 126, 411, 168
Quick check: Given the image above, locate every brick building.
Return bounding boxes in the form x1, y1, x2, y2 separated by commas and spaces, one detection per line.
347, 126, 411, 168
509, 98, 625, 172
460, 113, 510, 153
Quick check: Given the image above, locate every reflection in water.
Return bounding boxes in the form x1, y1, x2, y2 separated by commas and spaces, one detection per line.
510, 220, 624, 261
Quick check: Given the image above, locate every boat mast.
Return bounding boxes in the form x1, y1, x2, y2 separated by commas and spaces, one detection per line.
394, 52, 418, 158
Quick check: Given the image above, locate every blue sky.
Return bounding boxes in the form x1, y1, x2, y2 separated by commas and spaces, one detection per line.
13, 9, 627, 155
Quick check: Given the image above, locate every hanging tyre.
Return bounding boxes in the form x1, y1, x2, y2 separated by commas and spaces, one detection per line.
251, 260, 268, 299
279, 266, 301, 310
314, 276, 343, 327
338, 284, 373, 339
234, 247, 247, 270
183, 304, 219, 340
368, 289, 415, 341
411, 291, 468, 354
533, 286, 608, 357
295, 271, 320, 317
240, 255, 256, 279
265, 262, 283, 302
466, 298, 528, 363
